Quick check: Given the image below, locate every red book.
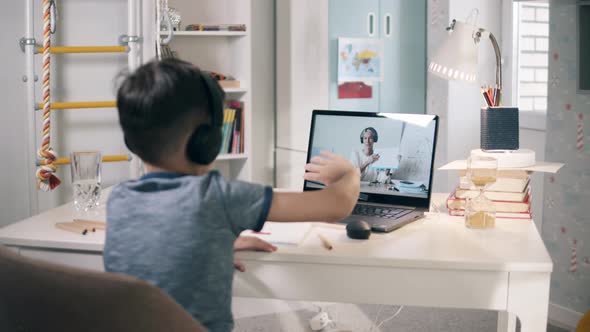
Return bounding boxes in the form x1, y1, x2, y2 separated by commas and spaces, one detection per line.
447, 208, 532, 220
446, 190, 531, 213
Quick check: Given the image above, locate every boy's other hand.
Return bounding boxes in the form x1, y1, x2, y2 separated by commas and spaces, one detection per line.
304, 151, 358, 186
233, 236, 277, 272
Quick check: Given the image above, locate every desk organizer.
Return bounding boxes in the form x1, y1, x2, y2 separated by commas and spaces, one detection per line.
480, 106, 519, 151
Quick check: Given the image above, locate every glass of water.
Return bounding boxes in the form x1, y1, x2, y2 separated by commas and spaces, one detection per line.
70, 151, 102, 215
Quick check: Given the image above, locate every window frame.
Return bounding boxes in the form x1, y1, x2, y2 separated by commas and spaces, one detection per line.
502, 0, 549, 131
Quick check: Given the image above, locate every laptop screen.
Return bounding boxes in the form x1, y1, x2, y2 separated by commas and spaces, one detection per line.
304, 110, 438, 209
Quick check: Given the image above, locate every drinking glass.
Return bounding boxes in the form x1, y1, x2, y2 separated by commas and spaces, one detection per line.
70, 151, 102, 216
464, 155, 497, 229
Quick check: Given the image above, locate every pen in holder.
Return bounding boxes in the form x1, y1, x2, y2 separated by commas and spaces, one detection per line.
480, 106, 519, 151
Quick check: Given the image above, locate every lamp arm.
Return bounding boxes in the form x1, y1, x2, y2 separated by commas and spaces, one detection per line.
488, 32, 502, 90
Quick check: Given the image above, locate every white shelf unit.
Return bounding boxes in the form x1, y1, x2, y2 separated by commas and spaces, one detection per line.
159, 30, 247, 37
223, 87, 248, 94
163, 0, 252, 181
216, 153, 248, 161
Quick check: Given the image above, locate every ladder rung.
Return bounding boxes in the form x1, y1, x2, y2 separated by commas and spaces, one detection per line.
37, 101, 116, 110
38, 154, 132, 166
36, 46, 129, 54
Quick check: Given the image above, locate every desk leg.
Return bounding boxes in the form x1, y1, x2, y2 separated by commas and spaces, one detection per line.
505, 272, 551, 332
497, 311, 517, 332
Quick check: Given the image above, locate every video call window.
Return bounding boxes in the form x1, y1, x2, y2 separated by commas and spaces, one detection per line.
307, 113, 436, 199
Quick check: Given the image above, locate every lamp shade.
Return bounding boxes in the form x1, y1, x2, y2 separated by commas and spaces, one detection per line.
428, 21, 479, 82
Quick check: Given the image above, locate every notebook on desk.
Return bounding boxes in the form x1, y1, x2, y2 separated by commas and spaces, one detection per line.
241, 222, 313, 246
304, 110, 439, 233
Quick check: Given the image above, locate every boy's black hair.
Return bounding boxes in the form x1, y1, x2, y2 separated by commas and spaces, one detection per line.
116, 59, 219, 165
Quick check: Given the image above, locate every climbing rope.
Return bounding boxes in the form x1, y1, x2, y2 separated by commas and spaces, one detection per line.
36, 0, 61, 191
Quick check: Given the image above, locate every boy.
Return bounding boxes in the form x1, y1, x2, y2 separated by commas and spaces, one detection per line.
105, 59, 360, 332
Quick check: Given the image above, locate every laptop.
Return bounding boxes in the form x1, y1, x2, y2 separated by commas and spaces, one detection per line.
303, 110, 439, 233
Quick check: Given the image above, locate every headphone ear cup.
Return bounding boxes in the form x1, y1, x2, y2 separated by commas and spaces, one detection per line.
186, 124, 223, 165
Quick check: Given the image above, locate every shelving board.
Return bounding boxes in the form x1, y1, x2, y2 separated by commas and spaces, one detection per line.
159, 30, 247, 37
216, 153, 248, 161
223, 87, 248, 94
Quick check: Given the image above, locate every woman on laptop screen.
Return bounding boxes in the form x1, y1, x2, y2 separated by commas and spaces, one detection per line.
350, 127, 401, 184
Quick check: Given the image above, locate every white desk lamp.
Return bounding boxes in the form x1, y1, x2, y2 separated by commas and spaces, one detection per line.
428, 17, 535, 168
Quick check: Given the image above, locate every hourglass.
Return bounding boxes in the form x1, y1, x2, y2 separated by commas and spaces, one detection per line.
465, 155, 498, 229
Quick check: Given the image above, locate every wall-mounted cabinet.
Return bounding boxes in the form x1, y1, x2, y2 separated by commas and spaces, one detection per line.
276, 0, 427, 189
328, 0, 426, 114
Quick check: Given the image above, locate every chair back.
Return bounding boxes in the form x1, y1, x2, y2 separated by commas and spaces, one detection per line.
0, 245, 206, 332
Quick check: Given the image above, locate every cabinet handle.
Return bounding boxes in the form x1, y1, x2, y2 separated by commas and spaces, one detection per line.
384, 13, 391, 37
367, 12, 376, 36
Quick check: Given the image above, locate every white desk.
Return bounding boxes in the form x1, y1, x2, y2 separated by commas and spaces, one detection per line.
0, 193, 553, 332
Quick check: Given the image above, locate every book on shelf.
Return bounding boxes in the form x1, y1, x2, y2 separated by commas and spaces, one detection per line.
454, 181, 530, 201
219, 100, 244, 155
447, 208, 532, 220
446, 190, 531, 213
218, 80, 240, 89
185, 24, 247, 32
459, 175, 530, 193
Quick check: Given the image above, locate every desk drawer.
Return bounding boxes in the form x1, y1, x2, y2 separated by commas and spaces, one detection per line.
234, 261, 509, 311
19, 248, 104, 272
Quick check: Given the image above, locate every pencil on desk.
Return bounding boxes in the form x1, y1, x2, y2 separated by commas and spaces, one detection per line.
55, 222, 88, 235
73, 219, 106, 230
317, 233, 333, 250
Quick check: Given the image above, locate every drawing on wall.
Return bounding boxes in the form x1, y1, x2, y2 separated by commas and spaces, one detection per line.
338, 81, 373, 99
338, 38, 384, 82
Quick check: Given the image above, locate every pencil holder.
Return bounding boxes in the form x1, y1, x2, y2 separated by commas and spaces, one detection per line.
480, 106, 519, 151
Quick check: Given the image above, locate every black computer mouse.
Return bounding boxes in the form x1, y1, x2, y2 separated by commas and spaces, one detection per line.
346, 220, 371, 240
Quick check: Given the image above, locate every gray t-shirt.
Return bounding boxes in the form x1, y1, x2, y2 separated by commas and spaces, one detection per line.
104, 171, 272, 332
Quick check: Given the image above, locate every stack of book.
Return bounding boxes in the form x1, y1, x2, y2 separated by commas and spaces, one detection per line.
220, 100, 244, 155
446, 169, 532, 219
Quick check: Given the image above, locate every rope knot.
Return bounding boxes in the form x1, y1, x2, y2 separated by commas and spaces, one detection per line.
36, 148, 61, 191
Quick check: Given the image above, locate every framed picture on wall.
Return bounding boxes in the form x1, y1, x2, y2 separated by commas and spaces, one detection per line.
337, 37, 384, 82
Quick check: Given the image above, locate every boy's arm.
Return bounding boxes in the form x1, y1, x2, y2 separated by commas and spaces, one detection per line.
267, 151, 360, 223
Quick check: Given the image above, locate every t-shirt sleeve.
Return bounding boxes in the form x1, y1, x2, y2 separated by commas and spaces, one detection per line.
214, 174, 273, 235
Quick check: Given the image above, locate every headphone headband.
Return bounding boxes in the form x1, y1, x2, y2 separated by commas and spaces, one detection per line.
200, 72, 224, 127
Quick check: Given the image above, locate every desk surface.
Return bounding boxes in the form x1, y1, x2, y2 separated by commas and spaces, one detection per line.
0, 192, 552, 273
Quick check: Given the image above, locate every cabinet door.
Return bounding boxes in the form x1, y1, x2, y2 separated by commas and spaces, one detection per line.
379, 0, 426, 114
329, 0, 380, 112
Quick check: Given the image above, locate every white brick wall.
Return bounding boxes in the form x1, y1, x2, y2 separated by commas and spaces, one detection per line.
521, 53, 549, 67
520, 22, 549, 36
536, 37, 549, 51
520, 82, 548, 96
517, 3, 549, 112
536, 7, 549, 22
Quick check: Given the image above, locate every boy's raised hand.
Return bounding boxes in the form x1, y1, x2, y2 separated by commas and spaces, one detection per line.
233, 236, 277, 272
304, 151, 358, 186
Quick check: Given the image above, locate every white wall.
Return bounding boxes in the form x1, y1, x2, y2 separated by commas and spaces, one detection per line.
427, 0, 451, 194
0, 0, 142, 226
275, 0, 330, 189
0, 1, 30, 226
251, 0, 276, 186
444, 0, 548, 232
445, 0, 503, 192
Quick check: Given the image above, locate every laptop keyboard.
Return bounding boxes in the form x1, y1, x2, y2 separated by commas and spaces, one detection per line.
352, 205, 413, 219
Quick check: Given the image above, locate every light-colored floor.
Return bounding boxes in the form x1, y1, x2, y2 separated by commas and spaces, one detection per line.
233, 300, 571, 332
